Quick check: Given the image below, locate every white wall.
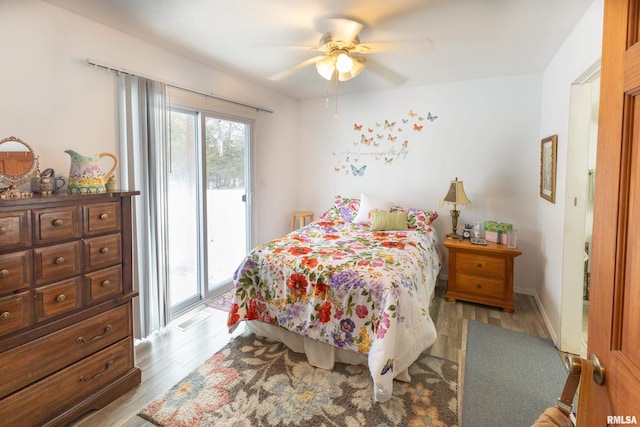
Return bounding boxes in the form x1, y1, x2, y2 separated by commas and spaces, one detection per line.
298, 74, 543, 294
538, 0, 603, 345
0, 0, 299, 245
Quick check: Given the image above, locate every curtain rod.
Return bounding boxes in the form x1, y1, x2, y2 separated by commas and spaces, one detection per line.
86, 58, 274, 114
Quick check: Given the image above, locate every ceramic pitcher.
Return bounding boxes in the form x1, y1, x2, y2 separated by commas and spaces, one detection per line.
65, 150, 118, 194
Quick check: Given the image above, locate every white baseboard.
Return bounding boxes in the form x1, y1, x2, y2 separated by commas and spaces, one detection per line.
532, 292, 558, 346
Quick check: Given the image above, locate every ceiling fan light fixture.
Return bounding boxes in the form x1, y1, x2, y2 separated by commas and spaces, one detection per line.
315, 56, 335, 80
335, 52, 353, 73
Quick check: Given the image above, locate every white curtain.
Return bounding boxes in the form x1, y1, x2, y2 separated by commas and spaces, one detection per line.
118, 75, 171, 339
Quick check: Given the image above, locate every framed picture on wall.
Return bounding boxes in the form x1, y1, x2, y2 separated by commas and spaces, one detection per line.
540, 134, 558, 203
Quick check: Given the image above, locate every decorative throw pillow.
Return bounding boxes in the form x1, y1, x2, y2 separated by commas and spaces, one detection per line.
390, 206, 438, 232
353, 193, 394, 225
318, 195, 361, 223
370, 210, 409, 231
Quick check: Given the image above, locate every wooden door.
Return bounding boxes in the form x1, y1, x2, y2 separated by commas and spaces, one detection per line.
588, 0, 640, 423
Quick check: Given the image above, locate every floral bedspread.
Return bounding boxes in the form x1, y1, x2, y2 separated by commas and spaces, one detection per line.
227, 214, 441, 402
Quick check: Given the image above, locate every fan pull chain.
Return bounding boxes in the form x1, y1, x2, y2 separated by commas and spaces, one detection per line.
334, 72, 340, 119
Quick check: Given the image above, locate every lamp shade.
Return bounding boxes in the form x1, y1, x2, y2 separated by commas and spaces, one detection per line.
440, 177, 472, 208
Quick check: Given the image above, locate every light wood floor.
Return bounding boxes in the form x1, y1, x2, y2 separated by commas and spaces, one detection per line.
72, 282, 552, 426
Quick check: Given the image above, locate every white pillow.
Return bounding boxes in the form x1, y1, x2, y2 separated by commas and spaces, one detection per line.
353, 193, 394, 224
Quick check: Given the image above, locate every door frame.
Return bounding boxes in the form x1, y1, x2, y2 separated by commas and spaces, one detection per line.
560, 64, 600, 355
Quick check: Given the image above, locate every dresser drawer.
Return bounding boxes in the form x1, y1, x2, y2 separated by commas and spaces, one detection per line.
35, 277, 82, 322
84, 202, 121, 236
0, 211, 29, 250
86, 265, 123, 302
34, 240, 82, 284
0, 337, 134, 426
0, 291, 32, 337
84, 233, 122, 271
456, 273, 505, 298
0, 250, 32, 294
0, 304, 131, 399
32, 205, 81, 244
456, 252, 505, 279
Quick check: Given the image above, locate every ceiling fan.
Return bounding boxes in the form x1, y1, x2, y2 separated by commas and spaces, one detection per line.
267, 18, 433, 85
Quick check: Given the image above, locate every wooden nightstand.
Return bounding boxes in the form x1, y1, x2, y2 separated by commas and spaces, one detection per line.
443, 238, 522, 312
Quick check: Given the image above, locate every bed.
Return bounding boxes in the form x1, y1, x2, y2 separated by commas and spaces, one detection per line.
227, 195, 441, 403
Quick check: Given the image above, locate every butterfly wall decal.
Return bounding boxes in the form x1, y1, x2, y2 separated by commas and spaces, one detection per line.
427, 112, 438, 121
385, 157, 393, 165
413, 124, 423, 131
351, 164, 367, 176
384, 120, 396, 130
354, 123, 363, 131
361, 134, 373, 145
408, 110, 417, 118
388, 134, 397, 142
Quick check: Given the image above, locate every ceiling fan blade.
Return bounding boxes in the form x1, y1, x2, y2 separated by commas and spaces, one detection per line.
354, 36, 434, 54
267, 55, 325, 81
328, 18, 364, 44
364, 57, 407, 86
251, 43, 316, 51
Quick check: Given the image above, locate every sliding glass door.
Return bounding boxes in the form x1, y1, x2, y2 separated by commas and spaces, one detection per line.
204, 116, 249, 290
167, 108, 251, 316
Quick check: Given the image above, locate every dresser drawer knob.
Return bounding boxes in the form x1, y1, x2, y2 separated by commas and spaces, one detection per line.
0, 226, 7, 235
0, 312, 10, 321
0, 269, 9, 278
99, 213, 109, 220
79, 360, 113, 382
99, 247, 110, 254
102, 280, 111, 287
76, 324, 112, 344
52, 219, 64, 227
55, 256, 65, 264
476, 283, 482, 289
477, 263, 483, 268
56, 294, 66, 302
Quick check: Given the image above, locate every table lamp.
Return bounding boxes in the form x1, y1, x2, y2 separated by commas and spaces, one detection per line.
440, 177, 472, 239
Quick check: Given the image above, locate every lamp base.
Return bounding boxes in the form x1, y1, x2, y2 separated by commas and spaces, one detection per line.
446, 232, 462, 239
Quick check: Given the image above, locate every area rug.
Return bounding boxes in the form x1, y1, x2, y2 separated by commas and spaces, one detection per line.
462, 320, 568, 427
139, 332, 458, 426
204, 289, 234, 312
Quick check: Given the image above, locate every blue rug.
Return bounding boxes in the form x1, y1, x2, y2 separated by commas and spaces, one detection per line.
463, 320, 567, 426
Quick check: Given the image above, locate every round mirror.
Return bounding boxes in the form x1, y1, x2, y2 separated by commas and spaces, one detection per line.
0, 136, 38, 198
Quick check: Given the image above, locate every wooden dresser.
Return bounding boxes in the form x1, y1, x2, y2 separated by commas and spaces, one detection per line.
443, 238, 522, 312
0, 191, 141, 426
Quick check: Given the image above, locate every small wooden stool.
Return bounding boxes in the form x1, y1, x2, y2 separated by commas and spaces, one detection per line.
290, 211, 314, 232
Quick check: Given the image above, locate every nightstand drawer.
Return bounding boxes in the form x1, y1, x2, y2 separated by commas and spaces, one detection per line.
456, 273, 505, 298
457, 253, 505, 279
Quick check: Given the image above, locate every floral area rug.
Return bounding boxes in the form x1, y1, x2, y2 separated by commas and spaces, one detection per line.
204, 289, 234, 312
138, 332, 458, 426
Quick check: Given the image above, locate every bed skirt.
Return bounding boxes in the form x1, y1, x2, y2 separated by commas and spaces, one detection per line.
246, 320, 412, 383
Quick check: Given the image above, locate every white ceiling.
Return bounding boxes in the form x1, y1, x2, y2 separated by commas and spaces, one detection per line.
44, 0, 595, 100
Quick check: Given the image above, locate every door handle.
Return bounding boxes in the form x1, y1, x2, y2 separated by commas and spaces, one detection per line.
589, 354, 605, 385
